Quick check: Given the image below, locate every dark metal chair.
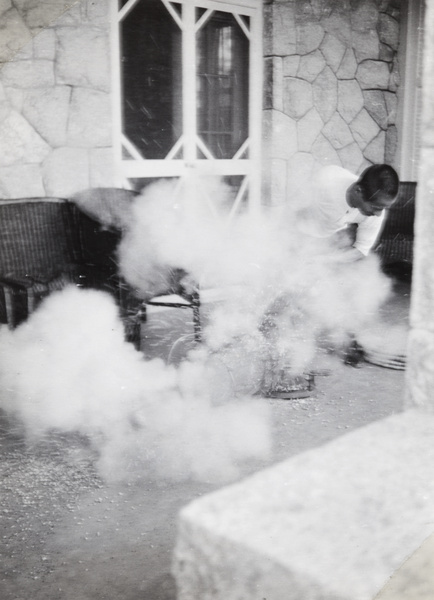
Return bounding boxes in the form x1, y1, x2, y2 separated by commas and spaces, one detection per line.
72, 189, 202, 345
0, 193, 201, 349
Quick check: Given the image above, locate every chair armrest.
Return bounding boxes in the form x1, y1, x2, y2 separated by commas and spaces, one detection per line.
0, 272, 80, 328
0, 276, 34, 290
0, 278, 30, 328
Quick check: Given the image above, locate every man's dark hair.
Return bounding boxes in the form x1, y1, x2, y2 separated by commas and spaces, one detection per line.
358, 164, 399, 201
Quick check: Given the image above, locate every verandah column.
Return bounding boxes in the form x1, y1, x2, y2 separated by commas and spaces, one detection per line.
406, 0, 434, 412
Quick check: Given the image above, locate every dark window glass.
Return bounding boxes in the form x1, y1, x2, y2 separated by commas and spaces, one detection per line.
120, 0, 182, 159
196, 11, 249, 159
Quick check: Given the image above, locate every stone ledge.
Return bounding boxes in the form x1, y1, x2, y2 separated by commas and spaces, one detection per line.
173, 409, 434, 600
376, 532, 434, 599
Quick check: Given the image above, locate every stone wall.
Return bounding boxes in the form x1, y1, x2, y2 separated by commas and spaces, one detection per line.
262, 0, 401, 205
0, 0, 113, 199
0, 0, 403, 203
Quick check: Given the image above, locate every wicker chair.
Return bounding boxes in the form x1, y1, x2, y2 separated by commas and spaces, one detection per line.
0, 198, 81, 328
374, 181, 416, 277
0, 193, 201, 348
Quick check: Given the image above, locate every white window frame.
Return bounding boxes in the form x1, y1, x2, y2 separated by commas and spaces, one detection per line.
111, 0, 263, 212
397, 0, 425, 181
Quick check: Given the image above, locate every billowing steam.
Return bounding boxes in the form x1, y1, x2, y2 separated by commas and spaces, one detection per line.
118, 176, 392, 374
0, 176, 392, 482
0, 286, 271, 483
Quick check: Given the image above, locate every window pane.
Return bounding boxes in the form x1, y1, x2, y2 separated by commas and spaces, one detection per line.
196, 11, 249, 159
120, 0, 182, 159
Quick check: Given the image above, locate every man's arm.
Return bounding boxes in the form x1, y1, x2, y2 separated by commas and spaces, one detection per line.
353, 213, 385, 256
332, 215, 385, 262
336, 246, 365, 262
324, 243, 365, 264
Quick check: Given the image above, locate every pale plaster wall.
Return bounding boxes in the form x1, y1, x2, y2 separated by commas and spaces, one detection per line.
0, 0, 114, 199
406, 0, 434, 412
262, 0, 401, 206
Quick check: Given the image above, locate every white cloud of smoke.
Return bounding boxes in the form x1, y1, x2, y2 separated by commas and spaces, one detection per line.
118, 177, 392, 374
0, 286, 271, 483
0, 176, 393, 483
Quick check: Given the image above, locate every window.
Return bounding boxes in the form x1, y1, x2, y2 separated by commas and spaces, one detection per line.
113, 0, 263, 214
120, 0, 182, 159
196, 10, 249, 159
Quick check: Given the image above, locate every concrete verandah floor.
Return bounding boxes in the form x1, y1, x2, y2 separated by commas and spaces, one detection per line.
0, 277, 410, 600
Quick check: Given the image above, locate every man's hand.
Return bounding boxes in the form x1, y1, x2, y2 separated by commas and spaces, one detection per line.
338, 247, 365, 262
327, 246, 365, 263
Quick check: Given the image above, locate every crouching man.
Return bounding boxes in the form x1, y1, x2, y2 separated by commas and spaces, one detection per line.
304, 163, 399, 260
299, 163, 400, 365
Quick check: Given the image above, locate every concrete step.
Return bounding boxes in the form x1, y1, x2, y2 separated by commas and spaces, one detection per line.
173, 409, 434, 600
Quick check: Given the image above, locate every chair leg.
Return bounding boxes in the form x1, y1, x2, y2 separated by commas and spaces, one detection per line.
3, 285, 28, 329
126, 320, 142, 350
27, 288, 37, 314
3, 287, 15, 329
191, 293, 201, 343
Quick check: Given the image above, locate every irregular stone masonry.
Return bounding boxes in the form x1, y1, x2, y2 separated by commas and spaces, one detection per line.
0, 0, 402, 201
263, 0, 401, 205
0, 0, 113, 199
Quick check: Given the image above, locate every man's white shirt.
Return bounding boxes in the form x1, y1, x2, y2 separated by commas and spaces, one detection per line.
306, 165, 385, 256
